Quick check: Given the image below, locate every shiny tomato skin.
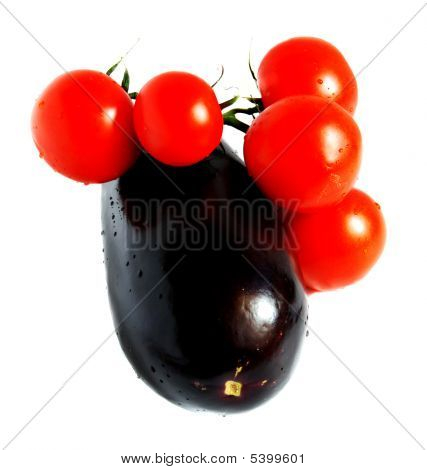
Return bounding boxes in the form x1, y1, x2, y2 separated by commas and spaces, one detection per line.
31, 70, 139, 184
133, 71, 223, 166
287, 189, 386, 292
258, 37, 358, 114
243, 95, 362, 212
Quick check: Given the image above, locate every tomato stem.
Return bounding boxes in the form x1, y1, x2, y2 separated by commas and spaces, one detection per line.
243, 97, 264, 111
219, 96, 239, 110
211, 65, 225, 88
222, 103, 261, 133
225, 106, 259, 116
223, 114, 249, 133
248, 49, 258, 88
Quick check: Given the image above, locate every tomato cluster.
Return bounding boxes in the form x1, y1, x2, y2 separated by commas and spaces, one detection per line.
244, 37, 385, 292
31, 36, 385, 293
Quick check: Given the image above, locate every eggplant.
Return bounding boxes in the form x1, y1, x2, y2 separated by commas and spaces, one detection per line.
102, 141, 307, 413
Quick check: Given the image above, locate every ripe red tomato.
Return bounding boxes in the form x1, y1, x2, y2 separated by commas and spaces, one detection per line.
133, 71, 223, 166
258, 37, 358, 114
31, 70, 139, 184
244, 95, 362, 212
286, 189, 386, 292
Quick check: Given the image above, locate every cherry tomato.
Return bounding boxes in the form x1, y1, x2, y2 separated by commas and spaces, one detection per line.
258, 37, 358, 114
133, 71, 223, 166
31, 70, 139, 184
244, 95, 362, 212
286, 189, 386, 292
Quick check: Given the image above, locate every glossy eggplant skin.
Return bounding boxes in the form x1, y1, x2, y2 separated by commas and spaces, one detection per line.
102, 141, 307, 413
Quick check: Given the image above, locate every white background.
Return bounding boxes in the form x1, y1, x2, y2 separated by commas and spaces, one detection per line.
1, 0, 426, 468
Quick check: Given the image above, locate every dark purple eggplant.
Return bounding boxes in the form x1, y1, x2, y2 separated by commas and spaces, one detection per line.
102, 141, 307, 413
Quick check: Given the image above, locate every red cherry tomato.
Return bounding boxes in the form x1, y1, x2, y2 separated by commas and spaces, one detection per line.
258, 37, 358, 114
244, 95, 362, 212
286, 189, 386, 292
133, 71, 223, 166
31, 70, 139, 184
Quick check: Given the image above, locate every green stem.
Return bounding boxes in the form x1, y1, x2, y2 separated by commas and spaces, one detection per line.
223, 114, 249, 133
243, 97, 264, 110
211, 65, 224, 88
226, 106, 259, 116
248, 49, 258, 88
222, 104, 261, 133
219, 95, 239, 110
